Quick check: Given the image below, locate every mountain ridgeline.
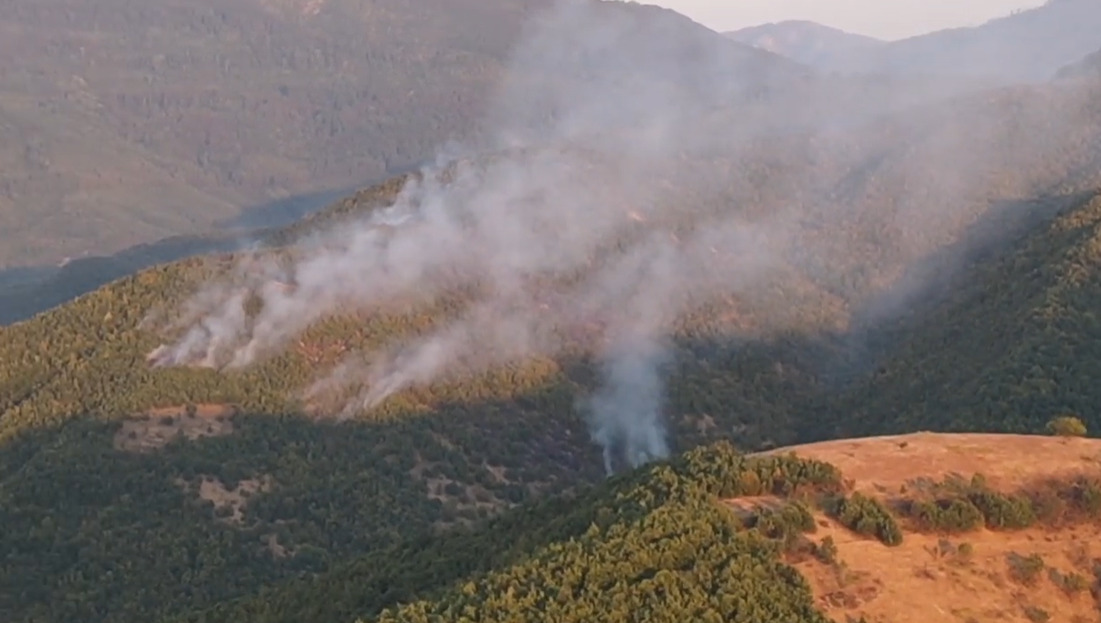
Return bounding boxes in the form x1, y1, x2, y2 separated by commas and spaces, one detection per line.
6, 2, 1101, 623
729, 0, 1101, 83
725, 20, 883, 69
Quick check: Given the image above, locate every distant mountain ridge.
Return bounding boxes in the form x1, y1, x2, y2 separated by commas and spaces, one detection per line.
728, 0, 1101, 83
725, 20, 883, 68
865, 0, 1101, 81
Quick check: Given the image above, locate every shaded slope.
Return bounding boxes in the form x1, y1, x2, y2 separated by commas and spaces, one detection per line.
0, 404, 604, 623
185, 433, 1101, 623
165, 441, 840, 623
836, 190, 1101, 437
0, 233, 243, 325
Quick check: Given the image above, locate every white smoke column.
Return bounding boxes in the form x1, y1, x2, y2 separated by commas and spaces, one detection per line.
140, 0, 1094, 474
584, 334, 672, 476
138, 0, 840, 475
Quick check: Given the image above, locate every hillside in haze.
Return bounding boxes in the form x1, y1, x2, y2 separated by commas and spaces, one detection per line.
725, 20, 883, 69
7, 1, 1101, 622
0, 0, 515, 268
1057, 46, 1101, 80
0, 0, 1005, 327
868, 0, 1101, 81
0, 0, 821, 323
0, 0, 799, 270
740, 0, 1101, 83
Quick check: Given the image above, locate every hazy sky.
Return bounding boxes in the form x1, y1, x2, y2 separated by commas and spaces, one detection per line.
651, 0, 1048, 40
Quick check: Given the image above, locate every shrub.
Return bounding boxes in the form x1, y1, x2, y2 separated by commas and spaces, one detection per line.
814, 536, 838, 565
828, 492, 903, 546
751, 501, 816, 542
1008, 552, 1045, 585
1071, 478, 1101, 515
955, 541, 974, 564
1023, 605, 1050, 622
1048, 568, 1088, 595
969, 490, 1036, 530
1047, 415, 1087, 437
908, 498, 984, 533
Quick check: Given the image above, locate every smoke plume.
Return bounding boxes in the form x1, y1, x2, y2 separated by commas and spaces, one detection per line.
145, 0, 1098, 474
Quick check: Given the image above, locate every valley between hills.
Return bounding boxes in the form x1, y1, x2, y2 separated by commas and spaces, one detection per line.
6, 1, 1101, 623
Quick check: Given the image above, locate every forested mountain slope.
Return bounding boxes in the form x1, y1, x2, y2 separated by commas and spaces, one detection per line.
834, 190, 1101, 436
5, 25, 1101, 623
0, 0, 797, 268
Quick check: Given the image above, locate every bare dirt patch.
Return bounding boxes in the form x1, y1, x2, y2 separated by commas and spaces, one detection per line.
177, 474, 273, 524
747, 432, 1101, 623
265, 532, 289, 558
114, 403, 236, 452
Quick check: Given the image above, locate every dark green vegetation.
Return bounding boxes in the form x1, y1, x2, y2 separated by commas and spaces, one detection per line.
1047, 415, 1088, 436
834, 189, 1101, 438
825, 492, 903, 546
897, 472, 1101, 534
2, 411, 597, 623
172, 443, 843, 623
3, 425, 850, 622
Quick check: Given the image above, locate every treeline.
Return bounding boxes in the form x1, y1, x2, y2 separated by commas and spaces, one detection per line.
899, 472, 1101, 534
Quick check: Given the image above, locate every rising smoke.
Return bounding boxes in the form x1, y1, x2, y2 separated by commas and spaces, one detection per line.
146, 0, 803, 475
145, 0, 1097, 475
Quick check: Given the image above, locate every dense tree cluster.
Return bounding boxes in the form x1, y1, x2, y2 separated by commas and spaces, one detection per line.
357, 443, 840, 623
898, 473, 1101, 534
825, 492, 903, 546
